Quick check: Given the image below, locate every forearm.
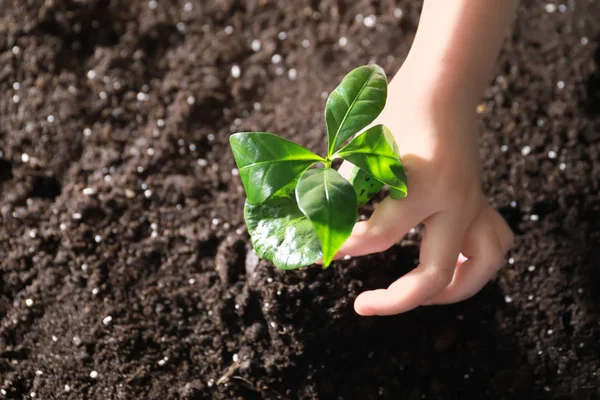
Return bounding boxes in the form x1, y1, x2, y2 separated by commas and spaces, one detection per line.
399, 0, 517, 108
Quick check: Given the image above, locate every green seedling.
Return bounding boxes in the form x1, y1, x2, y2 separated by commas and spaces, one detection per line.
230, 64, 407, 269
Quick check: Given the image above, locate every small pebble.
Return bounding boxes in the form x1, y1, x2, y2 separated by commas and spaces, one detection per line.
208, 133, 215, 141
224, 26, 234, 35
275, 67, 284, 76
81, 263, 88, 271
90, 370, 98, 379
65, 385, 71, 392
510, 201, 517, 208
12, 94, 20, 103
84, 128, 92, 136
557, 81, 565, 89
288, 68, 297, 80
36, 370, 43, 376
231, 168, 239, 176
355, 14, 364, 23
544, 3, 557, 13
21, 153, 29, 162
148, 0, 157, 9
267, 278, 273, 283
144, 189, 152, 198
87, 70, 96, 79
176, 22, 186, 32
547, 329, 554, 335
504, 295, 513, 304
559, 163, 566, 170
338, 37, 348, 47
1, 390, 6, 395
251, 39, 261, 52
73, 336, 82, 345
302, 39, 310, 48
233, 353, 239, 363
47, 115, 55, 123
184, 2, 192, 11
231, 65, 241, 78
52, 335, 58, 342
13, 82, 20, 90
197, 158, 208, 166
363, 15, 376, 28
137, 92, 149, 101
270, 322, 277, 329
102, 315, 112, 325
528, 295, 534, 301
548, 150, 557, 159
187, 96, 195, 105
528, 265, 536, 272
278, 31, 287, 40
530, 214, 539, 221
212, 218, 219, 226
189, 278, 195, 284
508, 257, 515, 264
12, 46, 20, 55
83, 187, 96, 196
581, 37, 589, 45
157, 119, 165, 127
94, 235, 102, 243
158, 358, 166, 366
73, 212, 82, 220
521, 146, 531, 156
207, 379, 215, 387
271, 54, 282, 64
30, 392, 36, 398
125, 189, 135, 198
558, 4, 567, 12
25, 298, 34, 307
394, 8, 403, 19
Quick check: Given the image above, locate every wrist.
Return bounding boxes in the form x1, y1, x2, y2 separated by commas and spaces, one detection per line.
392, 56, 482, 113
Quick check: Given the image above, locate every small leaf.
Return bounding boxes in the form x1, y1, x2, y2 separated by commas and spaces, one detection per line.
347, 165, 384, 206
245, 198, 322, 269
296, 168, 357, 267
230, 132, 324, 204
335, 124, 407, 197
325, 64, 387, 156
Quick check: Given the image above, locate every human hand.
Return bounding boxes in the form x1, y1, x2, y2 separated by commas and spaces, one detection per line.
337, 65, 515, 316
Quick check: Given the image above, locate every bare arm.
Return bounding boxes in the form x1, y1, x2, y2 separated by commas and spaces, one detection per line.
340, 1, 517, 316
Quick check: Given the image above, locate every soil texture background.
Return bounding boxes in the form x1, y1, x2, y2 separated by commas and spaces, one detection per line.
1, 0, 600, 399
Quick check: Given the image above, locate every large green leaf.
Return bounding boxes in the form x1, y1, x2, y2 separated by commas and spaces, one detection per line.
335, 124, 407, 198
296, 168, 357, 267
325, 64, 387, 156
347, 165, 384, 206
245, 197, 322, 270
230, 132, 324, 204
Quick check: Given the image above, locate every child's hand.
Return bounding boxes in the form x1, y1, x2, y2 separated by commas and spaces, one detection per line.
338, 66, 514, 316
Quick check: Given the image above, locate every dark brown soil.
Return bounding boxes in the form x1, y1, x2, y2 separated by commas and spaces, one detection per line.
1, 1, 600, 399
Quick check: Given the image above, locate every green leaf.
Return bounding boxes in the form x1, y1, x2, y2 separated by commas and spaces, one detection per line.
245, 198, 322, 270
347, 165, 384, 206
296, 168, 357, 267
325, 64, 387, 156
230, 132, 324, 204
335, 124, 407, 198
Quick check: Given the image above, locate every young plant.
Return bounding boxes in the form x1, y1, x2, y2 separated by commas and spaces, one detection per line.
230, 64, 407, 270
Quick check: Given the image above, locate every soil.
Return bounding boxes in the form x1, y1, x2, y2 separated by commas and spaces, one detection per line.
1, 0, 600, 399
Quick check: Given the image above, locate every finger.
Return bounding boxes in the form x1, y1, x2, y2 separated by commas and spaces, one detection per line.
337, 160, 355, 180
487, 206, 515, 252
354, 211, 468, 316
337, 194, 425, 258
424, 208, 506, 305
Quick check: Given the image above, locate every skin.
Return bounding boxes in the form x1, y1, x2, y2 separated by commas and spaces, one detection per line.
338, 0, 518, 316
